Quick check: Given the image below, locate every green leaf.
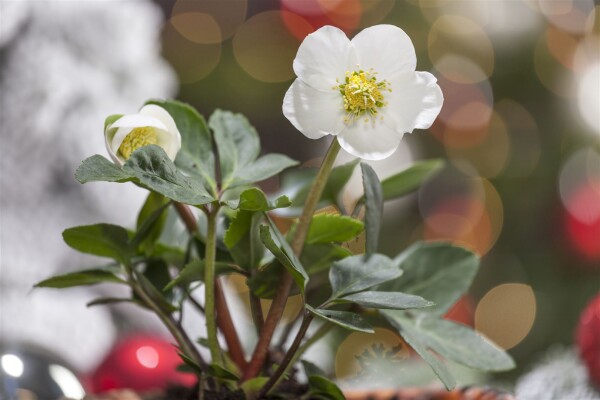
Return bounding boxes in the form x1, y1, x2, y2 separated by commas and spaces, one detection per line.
240, 377, 270, 398
233, 154, 299, 186
135, 269, 178, 313
131, 192, 170, 252
260, 222, 308, 294
385, 242, 479, 316
225, 188, 291, 211
324, 158, 360, 212
306, 305, 374, 333
361, 163, 383, 254
383, 312, 515, 372
335, 291, 433, 310
146, 99, 216, 192
123, 145, 214, 206
141, 258, 178, 304
389, 317, 456, 390
301, 360, 327, 378
86, 297, 133, 307
329, 254, 402, 299
164, 259, 241, 291
380, 159, 444, 201
275, 159, 360, 217
306, 214, 364, 245
246, 262, 283, 298
35, 269, 125, 288
301, 244, 352, 275
177, 352, 203, 375
63, 224, 131, 264
209, 109, 260, 188
223, 210, 264, 271
75, 155, 133, 184
207, 363, 239, 381
307, 376, 346, 400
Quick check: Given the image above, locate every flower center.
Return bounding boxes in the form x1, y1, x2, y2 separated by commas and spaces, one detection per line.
118, 126, 158, 159
337, 69, 390, 122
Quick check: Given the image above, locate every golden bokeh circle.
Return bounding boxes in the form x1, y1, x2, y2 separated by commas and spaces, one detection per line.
475, 283, 536, 350
233, 11, 310, 83
162, 22, 221, 84
335, 328, 409, 380
428, 15, 494, 79
169, 12, 222, 45
446, 111, 511, 178
171, 0, 247, 41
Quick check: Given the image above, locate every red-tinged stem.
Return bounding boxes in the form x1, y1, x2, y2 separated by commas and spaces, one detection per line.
242, 139, 341, 381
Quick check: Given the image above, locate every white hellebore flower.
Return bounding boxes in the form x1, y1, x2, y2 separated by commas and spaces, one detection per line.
105, 104, 182, 165
283, 25, 443, 160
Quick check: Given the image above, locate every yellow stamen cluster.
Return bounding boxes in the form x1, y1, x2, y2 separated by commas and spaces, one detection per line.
337, 69, 390, 123
118, 126, 158, 159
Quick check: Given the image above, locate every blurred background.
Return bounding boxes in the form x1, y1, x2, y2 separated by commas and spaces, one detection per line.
1, 0, 599, 398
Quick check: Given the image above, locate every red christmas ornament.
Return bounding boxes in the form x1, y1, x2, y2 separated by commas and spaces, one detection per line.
90, 334, 196, 393
576, 294, 600, 387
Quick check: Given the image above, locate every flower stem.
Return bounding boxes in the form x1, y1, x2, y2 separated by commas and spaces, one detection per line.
257, 313, 314, 398
174, 202, 246, 370
205, 205, 223, 366
265, 319, 333, 396
242, 139, 341, 381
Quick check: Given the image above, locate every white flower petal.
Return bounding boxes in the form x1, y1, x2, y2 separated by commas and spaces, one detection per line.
109, 113, 167, 131
104, 128, 124, 165
139, 104, 182, 150
283, 79, 345, 140
156, 129, 179, 160
109, 114, 167, 154
337, 121, 403, 161
383, 71, 443, 134
293, 25, 357, 91
351, 24, 417, 80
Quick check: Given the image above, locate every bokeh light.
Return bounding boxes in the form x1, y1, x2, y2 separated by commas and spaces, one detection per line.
539, 0, 596, 35
576, 61, 600, 135
162, 22, 221, 84
279, 0, 365, 36
560, 149, 600, 261
430, 74, 494, 147
170, 0, 247, 42
495, 100, 541, 178
446, 111, 510, 178
428, 15, 494, 79
233, 11, 311, 83
419, 169, 503, 256
475, 283, 537, 350
534, 28, 575, 97
169, 12, 222, 44
420, 0, 542, 47
559, 148, 600, 224
564, 182, 600, 261
335, 328, 409, 380
445, 296, 475, 327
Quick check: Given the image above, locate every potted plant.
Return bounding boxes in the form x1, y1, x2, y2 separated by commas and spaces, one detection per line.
36, 24, 515, 399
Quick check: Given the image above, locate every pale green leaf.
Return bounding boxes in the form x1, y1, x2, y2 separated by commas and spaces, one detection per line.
361, 163, 383, 254
35, 269, 125, 288
123, 145, 214, 206
329, 254, 401, 299
307, 214, 364, 245
335, 291, 433, 310
306, 305, 374, 333
75, 155, 133, 183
